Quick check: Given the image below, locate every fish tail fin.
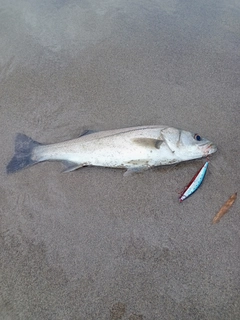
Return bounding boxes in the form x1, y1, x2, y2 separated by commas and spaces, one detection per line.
7, 134, 42, 174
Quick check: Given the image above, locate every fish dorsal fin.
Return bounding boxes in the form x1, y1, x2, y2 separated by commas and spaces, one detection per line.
79, 130, 96, 137
133, 138, 163, 149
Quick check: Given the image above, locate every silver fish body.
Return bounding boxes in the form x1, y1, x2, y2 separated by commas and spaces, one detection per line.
7, 125, 217, 174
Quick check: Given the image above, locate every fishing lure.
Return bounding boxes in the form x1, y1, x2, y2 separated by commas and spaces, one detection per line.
179, 161, 209, 202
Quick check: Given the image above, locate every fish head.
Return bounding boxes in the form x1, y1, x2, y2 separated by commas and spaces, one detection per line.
161, 127, 217, 161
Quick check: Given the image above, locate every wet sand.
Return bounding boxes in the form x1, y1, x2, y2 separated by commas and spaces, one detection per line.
0, 0, 239, 319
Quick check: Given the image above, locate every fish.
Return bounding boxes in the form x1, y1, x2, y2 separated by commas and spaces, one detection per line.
6, 125, 217, 175
212, 192, 237, 223
179, 160, 209, 202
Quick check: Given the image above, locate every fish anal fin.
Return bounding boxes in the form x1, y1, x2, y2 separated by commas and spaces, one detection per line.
62, 161, 86, 173
133, 138, 163, 149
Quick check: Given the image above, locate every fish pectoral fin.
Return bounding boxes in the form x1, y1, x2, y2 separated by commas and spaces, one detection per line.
62, 161, 85, 173
155, 140, 163, 149
133, 138, 163, 149
123, 166, 150, 177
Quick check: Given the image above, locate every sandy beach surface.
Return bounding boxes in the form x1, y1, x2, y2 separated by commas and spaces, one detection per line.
0, 0, 239, 319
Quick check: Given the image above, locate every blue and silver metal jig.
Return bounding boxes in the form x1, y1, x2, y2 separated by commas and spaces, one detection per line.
179, 161, 209, 202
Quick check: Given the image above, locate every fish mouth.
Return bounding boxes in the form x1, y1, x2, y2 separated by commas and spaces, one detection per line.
202, 143, 217, 156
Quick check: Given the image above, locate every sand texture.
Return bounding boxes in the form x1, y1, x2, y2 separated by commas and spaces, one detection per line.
0, 0, 239, 319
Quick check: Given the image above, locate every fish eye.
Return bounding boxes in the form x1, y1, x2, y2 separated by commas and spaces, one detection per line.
194, 133, 201, 141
